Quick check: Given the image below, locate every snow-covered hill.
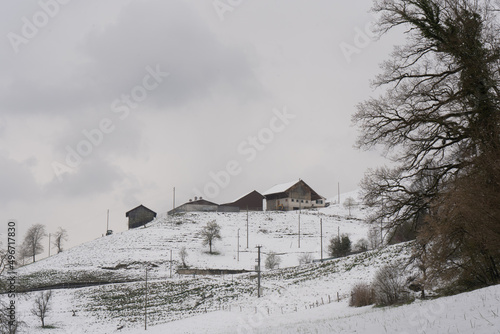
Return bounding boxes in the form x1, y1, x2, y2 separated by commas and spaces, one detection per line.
5, 200, 499, 333
17, 203, 371, 285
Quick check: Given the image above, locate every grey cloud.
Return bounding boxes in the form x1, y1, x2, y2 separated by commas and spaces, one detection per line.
44, 158, 124, 198
80, 0, 263, 110
0, 155, 41, 204
0, 0, 263, 116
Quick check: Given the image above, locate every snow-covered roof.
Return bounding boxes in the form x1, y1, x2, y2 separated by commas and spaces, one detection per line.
230, 190, 261, 203
262, 180, 301, 196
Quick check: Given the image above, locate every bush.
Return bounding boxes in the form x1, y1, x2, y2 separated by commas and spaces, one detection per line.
349, 283, 374, 307
328, 234, 351, 258
265, 252, 281, 270
372, 265, 410, 306
298, 253, 313, 265
354, 238, 369, 252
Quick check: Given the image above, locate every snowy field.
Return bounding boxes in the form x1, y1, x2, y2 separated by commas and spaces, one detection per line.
3, 193, 500, 333
17, 194, 370, 282
123, 284, 500, 334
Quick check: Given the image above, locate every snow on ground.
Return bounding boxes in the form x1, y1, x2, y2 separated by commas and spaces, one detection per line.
13, 257, 500, 334
17, 203, 371, 281
5, 199, 500, 333
127, 284, 500, 334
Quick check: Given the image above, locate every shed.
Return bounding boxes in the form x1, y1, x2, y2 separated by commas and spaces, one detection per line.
168, 197, 219, 215
222, 190, 264, 211
126, 205, 157, 229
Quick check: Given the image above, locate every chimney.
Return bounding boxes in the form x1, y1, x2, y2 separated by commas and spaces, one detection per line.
194, 196, 198, 201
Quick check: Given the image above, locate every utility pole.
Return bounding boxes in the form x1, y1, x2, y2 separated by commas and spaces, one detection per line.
48, 233, 51, 257
338, 182, 340, 205
144, 268, 148, 330
106, 209, 109, 233
237, 229, 240, 262
320, 218, 323, 261
170, 250, 173, 278
298, 202, 301, 248
246, 207, 249, 249
256, 245, 262, 298
173, 187, 176, 211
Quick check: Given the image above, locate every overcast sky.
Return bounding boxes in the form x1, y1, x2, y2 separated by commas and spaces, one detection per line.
1, 0, 405, 253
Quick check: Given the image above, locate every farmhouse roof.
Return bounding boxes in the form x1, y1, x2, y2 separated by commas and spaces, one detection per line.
262, 180, 302, 196
230, 190, 265, 203
190, 199, 218, 206
125, 204, 157, 217
263, 179, 324, 201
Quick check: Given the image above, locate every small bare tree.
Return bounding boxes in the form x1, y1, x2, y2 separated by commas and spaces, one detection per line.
179, 247, 188, 268
31, 290, 52, 328
265, 252, 281, 270
343, 197, 356, 217
368, 227, 381, 250
200, 221, 221, 254
52, 227, 68, 254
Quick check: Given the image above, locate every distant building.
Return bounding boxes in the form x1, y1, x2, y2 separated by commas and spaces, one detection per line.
263, 179, 326, 211
126, 205, 157, 229
222, 190, 264, 211
168, 197, 219, 215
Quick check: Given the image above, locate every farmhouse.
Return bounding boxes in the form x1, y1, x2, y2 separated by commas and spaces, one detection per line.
263, 179, 326, 211
221, 190, 264, 211
126, 204, 157, 229
168, 197, 219, 215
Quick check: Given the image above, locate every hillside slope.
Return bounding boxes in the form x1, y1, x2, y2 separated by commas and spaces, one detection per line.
16, 203, 371, 289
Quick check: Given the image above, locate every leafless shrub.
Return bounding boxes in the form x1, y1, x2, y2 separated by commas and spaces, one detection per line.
372, 265, 410, 306
354, 238, 369, 252
298, 253, 313, 265
265, 252, 281, 270
349, 283, 374, 307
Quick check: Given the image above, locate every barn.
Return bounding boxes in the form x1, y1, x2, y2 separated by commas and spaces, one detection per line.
126, 205, 157, 229
168, 197, 219, 215
222, 190, 264, 211
263, 179, 326, 211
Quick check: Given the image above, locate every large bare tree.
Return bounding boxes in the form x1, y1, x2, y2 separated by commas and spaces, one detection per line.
22, 224, 47, 263
354, 0, 500, 287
